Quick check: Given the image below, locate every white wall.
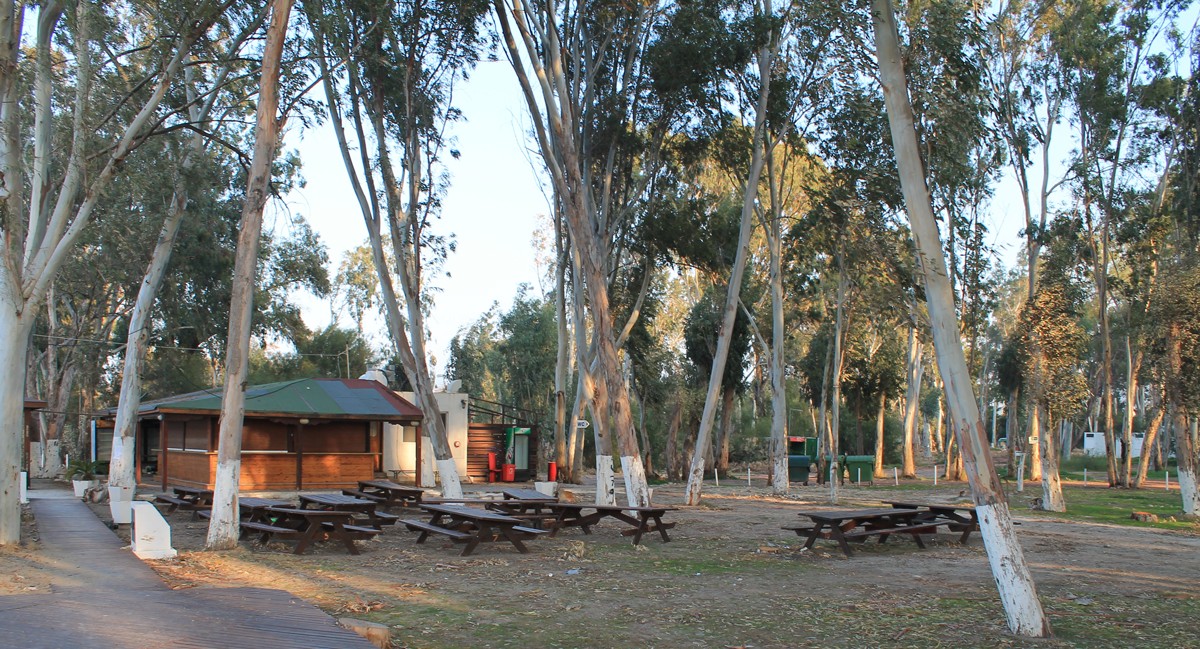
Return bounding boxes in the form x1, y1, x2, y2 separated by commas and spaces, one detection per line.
1083, 431, 1145, 457
385, 390, 469, 487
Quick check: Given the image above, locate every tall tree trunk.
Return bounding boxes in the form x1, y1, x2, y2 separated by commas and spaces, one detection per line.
665, 395, 682, 481
553, 212, 570, 475
767, 191, 789, 493
1028, 401, 1042, 481
1039, 406, 1065, 512
1006, 387, 1019, 473
874, 391, 887, 478
828, 266, 848, 502
902, 322, 923, 477
1134, 393, 1165, 488
872, 0, 1050, 635
684, 15, 776, 504
206, 0, 293, 550
816, 330, 834, 483
1120, 340, 1141, 487
716, 386, 735, 474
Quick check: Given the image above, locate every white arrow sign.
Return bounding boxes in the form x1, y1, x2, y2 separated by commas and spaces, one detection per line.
576, 420, 591, 429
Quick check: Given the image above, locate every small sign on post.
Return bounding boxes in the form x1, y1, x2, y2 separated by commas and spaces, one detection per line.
576, 420, 590, 429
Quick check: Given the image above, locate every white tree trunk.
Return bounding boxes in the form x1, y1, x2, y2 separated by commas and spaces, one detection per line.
0, 317, 35, 543
205, 0, 293, 550
107, 156, 192, 489
872, 0, 1050, 636
1174, 413, 1199, 515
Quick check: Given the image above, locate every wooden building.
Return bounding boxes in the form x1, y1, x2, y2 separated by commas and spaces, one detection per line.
102, 378, 423, 491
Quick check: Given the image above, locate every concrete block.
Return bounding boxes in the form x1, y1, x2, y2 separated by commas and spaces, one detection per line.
534, 481, 557, 497
131, 501, 177, 560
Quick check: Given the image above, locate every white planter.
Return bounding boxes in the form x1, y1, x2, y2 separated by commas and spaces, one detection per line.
108, 485, 135, 524
73, 480, 99, 498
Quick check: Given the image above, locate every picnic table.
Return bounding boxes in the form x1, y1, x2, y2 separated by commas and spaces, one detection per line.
546, 503, 678, 545
154, 485, 214, 518
882, 500, 979, 543
483, 489, 559, 528
345, 480, 425, 509
299, 493, 399, 529
785, 508, 940, 557
241, 506, 379, 555
401, 503, 547, 556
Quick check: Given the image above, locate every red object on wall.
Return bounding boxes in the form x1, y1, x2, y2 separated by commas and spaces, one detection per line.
548, 461, 557, 482
501, 463, 516, 482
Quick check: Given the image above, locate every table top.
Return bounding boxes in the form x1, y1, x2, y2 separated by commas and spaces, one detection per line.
240, 497, 291, 510
173, 485, 213, 496
300, 493, 376, 507
550, 502, 677, 513
267, 506, 356, 519
420, 503, 524, 523
796, 508, 921, 522
883, 500, 976, 512
502, 488, 556, 501
359, 480, 424, 494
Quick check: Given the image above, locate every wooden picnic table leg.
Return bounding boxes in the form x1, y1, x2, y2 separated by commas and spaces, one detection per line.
801, 523, 826, 551
496, 524, 530, 554
830, 523, 856, 557
460, 520, 483, 557
651, 514, 672, 542
292, 520, 322, 555
330, 519, 360, 555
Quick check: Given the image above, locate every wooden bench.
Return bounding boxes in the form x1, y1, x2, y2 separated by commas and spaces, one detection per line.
154, 495, 193, 513
341, 489, 384, 503
239, 520, 303, 543
402, 518, 472, 541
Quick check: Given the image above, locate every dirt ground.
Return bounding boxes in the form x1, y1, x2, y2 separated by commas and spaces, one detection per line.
6, 472, 1200, 649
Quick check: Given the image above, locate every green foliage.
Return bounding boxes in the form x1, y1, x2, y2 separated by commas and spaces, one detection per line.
66, 459, 103, 480
684, 283, 752, 392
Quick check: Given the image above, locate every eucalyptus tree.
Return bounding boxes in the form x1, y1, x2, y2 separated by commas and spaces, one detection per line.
207, 0, 295, 551
1019, 217, 1090, 512
308, 0, 493, 497
871, 0, 1050, 635
494, 0, 720, 506
0, 0, 230, 545
109, 9, 268, 492
1054, 0, 1190, 485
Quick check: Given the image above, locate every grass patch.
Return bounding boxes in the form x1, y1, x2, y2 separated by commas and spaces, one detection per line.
1017, 485, 1197, 532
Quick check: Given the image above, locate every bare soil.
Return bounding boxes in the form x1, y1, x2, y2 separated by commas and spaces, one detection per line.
7, 474, 1199, 649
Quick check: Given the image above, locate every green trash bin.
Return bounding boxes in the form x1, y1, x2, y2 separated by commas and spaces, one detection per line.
843, 455, 875, 485
787, 455, 811, 485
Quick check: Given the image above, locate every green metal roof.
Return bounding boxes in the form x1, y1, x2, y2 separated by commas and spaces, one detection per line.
137, 378, 423, 421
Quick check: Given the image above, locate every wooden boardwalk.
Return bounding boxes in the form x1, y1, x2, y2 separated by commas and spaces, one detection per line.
0, 491, 377, 649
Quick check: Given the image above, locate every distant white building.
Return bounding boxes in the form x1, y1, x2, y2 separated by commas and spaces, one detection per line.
1083, 431, 1144, 457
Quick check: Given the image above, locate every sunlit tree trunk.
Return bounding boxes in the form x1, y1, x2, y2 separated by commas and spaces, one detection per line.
874, 391, 887, 478
1120, 340, 1141, 487
1134, 392, 1165, 488
873, 0, 1050, 635
1039, 405, 1065, 511
902, 323, 923, 477
206, 0, 293, 550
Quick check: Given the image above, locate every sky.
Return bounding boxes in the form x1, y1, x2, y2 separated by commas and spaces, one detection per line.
271, 52, 1039, 384
273, 59, 552, 381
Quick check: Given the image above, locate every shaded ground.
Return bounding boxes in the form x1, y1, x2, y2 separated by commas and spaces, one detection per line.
6, 474, 1199, 649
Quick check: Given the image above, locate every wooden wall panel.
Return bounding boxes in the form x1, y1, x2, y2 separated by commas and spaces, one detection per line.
303, 422, 369, 453
166, 451, 215, 488
300, 454, 375, 489
239, 453, 298, 490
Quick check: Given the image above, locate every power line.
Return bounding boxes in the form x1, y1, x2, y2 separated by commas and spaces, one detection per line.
32, 333, 350, 359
